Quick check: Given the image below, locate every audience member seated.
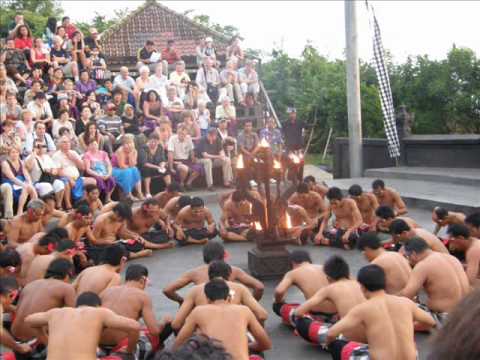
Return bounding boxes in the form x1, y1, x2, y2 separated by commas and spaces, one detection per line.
14, 24, 33, 50
0, 38, 30, 84
27, 92, 53, 127
84, 27, 102, 57
196, 57, 220, 104
220, 60, 244, 105
239, 60, 260, 100
143, 89, 163, 135
0, 120, 22, 160
161, 39, 182, 73
216, 96, 237, 134
111, 134, 143, 201
83, 139, 116, 203
169, 60, 191, 98
30, 38, 51, 75
148, 63, 168, 103
137, 39, 165, 73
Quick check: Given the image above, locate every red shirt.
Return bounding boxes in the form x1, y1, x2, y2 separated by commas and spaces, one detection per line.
14, 37, 33, 50
65, 24, 78, 39
161, 48, 181, 64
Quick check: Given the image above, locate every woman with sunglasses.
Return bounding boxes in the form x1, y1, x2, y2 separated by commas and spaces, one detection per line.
24, 138, 65, 209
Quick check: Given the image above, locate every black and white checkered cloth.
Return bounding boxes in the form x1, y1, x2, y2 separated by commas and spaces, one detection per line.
368, 5, 401, 158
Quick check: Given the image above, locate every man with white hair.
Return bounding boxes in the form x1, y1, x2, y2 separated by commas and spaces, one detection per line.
113, 66, 136, 94
196, 57, 220, 103
220, 61, 243, 104
51, 35, 79, 80
149, 63, 169, 104
239, 60, 260, 97
170, 60, 191, 98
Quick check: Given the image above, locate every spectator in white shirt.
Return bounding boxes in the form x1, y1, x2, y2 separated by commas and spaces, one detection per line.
239, 60, 260, 97
149, 63, 169, 104
113, 66, 136, 94
169, 60, 191, 98
220, 60, 244, 104
24, 122, 56, 156
26, 92, 53, 127
195, 57, 220, 103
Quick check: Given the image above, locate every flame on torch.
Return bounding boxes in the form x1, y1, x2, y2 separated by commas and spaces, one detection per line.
236, 154, 244, 169
286, 212, 292, 229
291, 154, 300, 164
259, 138, 270, 148
273, 160, 281, 169
254, 221, 262, 231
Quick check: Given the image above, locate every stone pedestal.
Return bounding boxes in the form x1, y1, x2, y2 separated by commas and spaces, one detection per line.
248, 247, 291, 279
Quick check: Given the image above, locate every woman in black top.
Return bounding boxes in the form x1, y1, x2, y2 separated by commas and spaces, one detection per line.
138, 133, 171, 197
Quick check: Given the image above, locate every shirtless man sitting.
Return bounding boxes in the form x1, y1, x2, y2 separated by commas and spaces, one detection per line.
447, 224, 480, 286
375, 206, 420, 242
465, 212, 480, 238
83, 184, 104, 215
326, 264, 435, 360
277, 199, 314, 245
25, 239, 75, 284
220, 190, 254, 242
100, 264, 173, 359
174, 279, 272, 360
154, 182, 182, 208
163, 241, 264, 304
348, 184, 379, 229
16, 233, 58, 284
92, 202, 153, 261
288, 182, 326, 227
304, 175, 329, 198
372, 179, 407, 216
73, 243, 126, 295
172, 261, 268, 331
164, 195, 191, 232
5, 199, 45, 247
40, 192, 69, 229
127, 198, 175, 249
357, 232, 411, 293
1, 277, 33, 357
432, 207, 466, 236
314, 187, 363, 249
25, 291, 140, 360
175, 197, 217, 246
399, 237, 470, 330
12, 259, 75, 355
390, 219, 449, 254
65, 204, 96, 269
294, 255, 366, 346
273, 250, 335, 328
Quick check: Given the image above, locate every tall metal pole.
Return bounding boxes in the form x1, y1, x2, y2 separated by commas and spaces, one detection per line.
345, 0, 363, 177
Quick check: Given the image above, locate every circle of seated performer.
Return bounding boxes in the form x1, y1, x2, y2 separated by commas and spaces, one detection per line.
446, 224, 480, 286
303, 175, 329, 199
347, 184, 379, 230
314, 187, 363, 249
163, 241, 264, 304
325, 264, 435, 360
398, 237, 470, 331
173, 279, 272, 360
288, 182, 326, 233
24, 292, 140, 360
428, 288, 480, 360
172, 260, 267, 332
273, 250, 336, 328
5, 199, 46, 247
277, 199, 314, 245
431, 206, 466, 236
371, 179, 408, 216
11, 259, 76, 358
99, 264, 173, 359
357, 232, 411, 294
389, 219, 449, 254
175, 197, 217, 246
293, 255, 366, 346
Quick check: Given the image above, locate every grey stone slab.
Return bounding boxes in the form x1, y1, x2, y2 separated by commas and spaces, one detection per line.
128, 204, 436, 360
364, 167, 480, 186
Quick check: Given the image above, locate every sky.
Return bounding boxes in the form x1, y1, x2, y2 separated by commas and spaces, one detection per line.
60, 0, 480, 63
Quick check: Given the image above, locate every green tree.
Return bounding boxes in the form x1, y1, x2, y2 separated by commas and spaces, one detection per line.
75, 8, 130, 35
0, 0, 63, 38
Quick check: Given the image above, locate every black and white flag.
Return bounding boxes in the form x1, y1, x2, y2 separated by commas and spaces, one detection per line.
367, 3, 401, 158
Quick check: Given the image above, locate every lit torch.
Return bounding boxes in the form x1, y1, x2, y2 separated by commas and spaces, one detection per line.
259, 137, 270, 148
254, 221, 263, 231
290, 154, 300, 164
236, 154, 244, 169
285, 212, 292, 229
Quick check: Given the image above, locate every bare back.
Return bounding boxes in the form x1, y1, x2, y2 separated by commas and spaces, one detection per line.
325, 279, 366, 317
12, 279, 75, 341
74, 265, 121, 295
372, 252, 411, 294
25, 254, 55, 284
414, 228, 449, 253
417, 253, 470, 312
353, 295, 418, 360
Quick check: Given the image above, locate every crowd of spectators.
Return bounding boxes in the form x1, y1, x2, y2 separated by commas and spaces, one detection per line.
0, 13, 298, 219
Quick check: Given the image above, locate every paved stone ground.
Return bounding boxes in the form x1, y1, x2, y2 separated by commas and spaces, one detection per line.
131, 203, 436, 360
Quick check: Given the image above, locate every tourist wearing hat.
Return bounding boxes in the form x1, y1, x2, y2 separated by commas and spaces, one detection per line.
26, 92, 53, 127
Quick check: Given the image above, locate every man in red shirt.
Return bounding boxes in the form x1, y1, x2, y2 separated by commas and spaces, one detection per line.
62, 16, 79, 39
161, 40, 181, 73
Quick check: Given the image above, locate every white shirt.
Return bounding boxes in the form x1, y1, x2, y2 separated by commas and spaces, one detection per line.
52, 150, 81, 179
167, 134, 194, 160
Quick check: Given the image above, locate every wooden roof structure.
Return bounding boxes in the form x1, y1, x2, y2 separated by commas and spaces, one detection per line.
100, 0, 230, 67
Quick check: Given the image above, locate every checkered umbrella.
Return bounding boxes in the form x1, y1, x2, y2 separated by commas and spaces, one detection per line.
368, 4, 401, 158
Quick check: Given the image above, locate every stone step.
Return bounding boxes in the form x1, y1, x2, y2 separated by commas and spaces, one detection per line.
326, 177, 480, 214
364, 167, 480, 187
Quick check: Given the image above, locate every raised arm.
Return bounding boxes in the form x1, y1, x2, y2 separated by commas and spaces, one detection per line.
163, 272, 194, 304
234, 267, 264, 301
